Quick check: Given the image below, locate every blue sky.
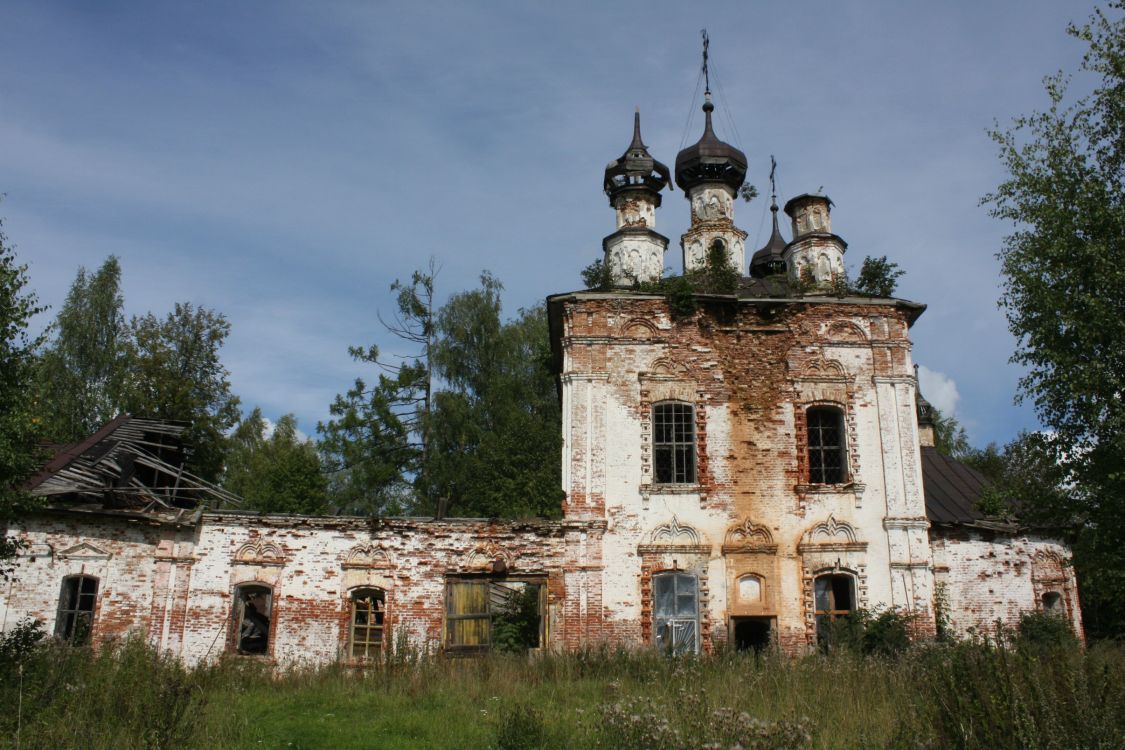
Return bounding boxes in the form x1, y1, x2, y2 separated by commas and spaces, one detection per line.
0, 1, 1100, 448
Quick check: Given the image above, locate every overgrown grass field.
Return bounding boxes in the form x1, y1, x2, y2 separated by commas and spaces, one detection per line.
1, 631, 1122, 749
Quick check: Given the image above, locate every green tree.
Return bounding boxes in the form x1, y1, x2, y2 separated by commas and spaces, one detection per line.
0, 218, 47, 575
930, 407, 971, 459
118, 303, 241, 483
36, 256, 125, 442
322, 269, 562, 519
318, 266, 435, 515
983, 3, 1125, 638
427, 280, 562, 519
851, 255, 905, 297
224, 408, 327, 514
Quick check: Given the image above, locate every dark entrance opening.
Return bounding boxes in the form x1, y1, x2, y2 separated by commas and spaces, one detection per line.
732, 617, 772, 651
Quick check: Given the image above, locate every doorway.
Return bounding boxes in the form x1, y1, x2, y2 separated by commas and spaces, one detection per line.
732, 617, 773, 651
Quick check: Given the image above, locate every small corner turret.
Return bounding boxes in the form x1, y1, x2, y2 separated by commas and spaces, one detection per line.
602, 110, 671, 286
782, 193, 847, 290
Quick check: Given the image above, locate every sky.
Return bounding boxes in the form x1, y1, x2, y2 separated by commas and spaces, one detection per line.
0, 1, 1102, 449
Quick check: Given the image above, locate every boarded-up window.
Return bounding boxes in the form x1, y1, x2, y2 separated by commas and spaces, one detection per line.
654, 402, 695, 484
350, 588, 385, 659
56, 575, 98, 644
807, 407, 847, 484
653, 572, 699, 654
232, 584, 273, 655
445, 579, 543, 653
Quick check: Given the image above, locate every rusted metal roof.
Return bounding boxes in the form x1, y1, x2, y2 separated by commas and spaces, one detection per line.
27, 416, 241, 512
921, 446, 988, 525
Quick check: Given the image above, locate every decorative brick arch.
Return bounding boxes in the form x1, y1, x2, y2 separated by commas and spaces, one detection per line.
234, 539, 285, 564
722, 517, 777, 554
343, 544, 393, 570
464, 541, 517, 573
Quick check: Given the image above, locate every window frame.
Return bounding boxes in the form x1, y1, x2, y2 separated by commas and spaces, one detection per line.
814, 573, 856, 642
806, 405, 848, 484
348, 587, 386, 661
55, 575, 98, 644
652, 571, 700, 655
444, 577, 546, 654
652, 401, 696, 485
231, 582, 274, 656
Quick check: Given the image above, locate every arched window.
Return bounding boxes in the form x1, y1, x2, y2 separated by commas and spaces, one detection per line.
807, 406, 847, 484
350, 588, 386, 659
232, 583, 273, 655
56, 575, 98, 644
814, 573, 856, 642
653, 402, 695, 484
1042, 591, 1063, 612
653, 571, 699, 654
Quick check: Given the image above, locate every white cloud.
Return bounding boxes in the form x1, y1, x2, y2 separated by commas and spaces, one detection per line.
917, 365, 961, 418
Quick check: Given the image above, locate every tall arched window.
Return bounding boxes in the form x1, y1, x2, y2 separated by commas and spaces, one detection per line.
350, 588, 386, 659
56, 575, 98, 644
814, 573, 856, 643
653, 571, 699, 654
232, 583, 273, 655
653, 402, 695, 484
807, 406, 847, 484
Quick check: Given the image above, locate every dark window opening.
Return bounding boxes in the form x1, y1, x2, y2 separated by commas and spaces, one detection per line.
654, 402, 695, 484
1042, 591, 1063, 612
653, 572, 699, 655
445, 579, 543, 654
233, 584, 273, 655
732, 617, 773, 652
350, 588, 385, 660
56, 575, 98, 644
814, 574, 856, 643
807, 407, 846, 484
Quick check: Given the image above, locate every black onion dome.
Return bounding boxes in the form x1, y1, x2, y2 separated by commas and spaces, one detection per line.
674, 98, 747, 193
604, 110, 671, 206
750, 199, 788, 278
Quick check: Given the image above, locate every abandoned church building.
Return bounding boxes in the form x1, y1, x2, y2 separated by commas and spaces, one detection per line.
1, 88, 1083, 664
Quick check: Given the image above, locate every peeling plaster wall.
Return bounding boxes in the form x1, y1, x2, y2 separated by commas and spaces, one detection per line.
558, 294, 936, 652
0, 293, 1084, 662
2, 514, 600, 666
930, 529, 1083, 639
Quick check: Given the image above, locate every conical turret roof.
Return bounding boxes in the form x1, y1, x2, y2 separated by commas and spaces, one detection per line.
603, 110, 671, 206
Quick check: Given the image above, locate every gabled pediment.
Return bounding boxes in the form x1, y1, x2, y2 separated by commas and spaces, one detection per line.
57, 542, 111, 561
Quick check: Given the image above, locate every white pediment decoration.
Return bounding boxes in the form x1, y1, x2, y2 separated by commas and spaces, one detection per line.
234, 539, 285, 564
650, 516, 702, 545
57, 542, 111, 561
343, 543, 393, 569
806, 515, 858, 544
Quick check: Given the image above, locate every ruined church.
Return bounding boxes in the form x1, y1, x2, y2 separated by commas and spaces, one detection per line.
1, 85, 1082, 663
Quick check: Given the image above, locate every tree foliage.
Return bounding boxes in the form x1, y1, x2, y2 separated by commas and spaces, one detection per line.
224, 408, 327, 514
318, 265, 435, 516
0, 217, 47, 574
36, 256, 125, 443
930, 407, 971, 459
119, 303, 241, 483
982, 3, 1125, 638
321, 269, 562, 519
851, 255, 905, 298
426, 277, 562, 518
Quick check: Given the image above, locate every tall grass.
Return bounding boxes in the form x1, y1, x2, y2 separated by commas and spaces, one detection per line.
1, 634, 1121, 749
